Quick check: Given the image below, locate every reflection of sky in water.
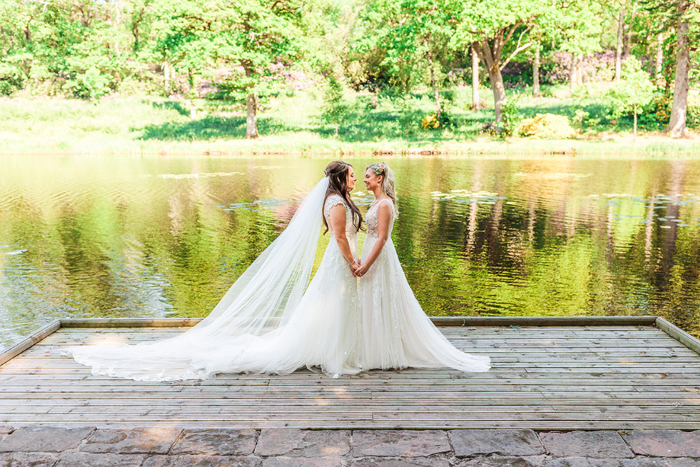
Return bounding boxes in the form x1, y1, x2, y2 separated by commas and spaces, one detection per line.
1, 156, 700, 350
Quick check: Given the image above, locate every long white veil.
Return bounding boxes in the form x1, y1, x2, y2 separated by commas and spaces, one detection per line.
66, 177, 331, 381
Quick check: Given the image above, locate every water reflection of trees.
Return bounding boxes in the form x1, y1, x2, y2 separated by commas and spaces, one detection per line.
1, 156, 699, 348
394, 158, 699, 338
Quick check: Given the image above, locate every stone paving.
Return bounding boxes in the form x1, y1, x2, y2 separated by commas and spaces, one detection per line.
0, 426, 698, 466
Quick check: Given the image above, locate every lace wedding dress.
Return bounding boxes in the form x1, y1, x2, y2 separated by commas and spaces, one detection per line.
358, 199, 490, 372
66, 178, 362, 380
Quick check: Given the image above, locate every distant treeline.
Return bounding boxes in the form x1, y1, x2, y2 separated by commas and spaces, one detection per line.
1, 0, 698, 137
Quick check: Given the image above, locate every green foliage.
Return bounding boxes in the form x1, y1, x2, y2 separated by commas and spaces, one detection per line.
420, 111, 451, 130
322, 76, 350, 130
500, 101, 521, 136
517, 113, 577, 139
0, 61, 24, 96
605, 57, 657, 119
64, 67, 111, 100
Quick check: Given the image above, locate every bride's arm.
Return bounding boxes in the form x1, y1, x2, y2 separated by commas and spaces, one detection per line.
355, 202, 392, 277
329, 204, 359, 272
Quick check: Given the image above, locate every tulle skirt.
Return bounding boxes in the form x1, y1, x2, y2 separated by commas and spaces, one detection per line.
67, 239, 362, 380
358, 236, 490, 372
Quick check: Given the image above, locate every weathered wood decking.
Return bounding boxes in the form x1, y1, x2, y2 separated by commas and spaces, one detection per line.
0, 317, 699, 430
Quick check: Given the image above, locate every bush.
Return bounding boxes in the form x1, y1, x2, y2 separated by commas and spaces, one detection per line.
517, 113, 577, 139
639, 94, 700, 129
501, 101, 520, 137
0, 62, 25, 96
63, 67, 111, 99
421, 111, 451, 130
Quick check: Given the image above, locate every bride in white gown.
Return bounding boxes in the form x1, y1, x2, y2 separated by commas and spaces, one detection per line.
66, 161, 365, 380
354, 163, 490, 372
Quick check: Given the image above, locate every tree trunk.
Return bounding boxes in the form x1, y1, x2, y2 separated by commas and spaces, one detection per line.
428, 54, 441, 117
244, 66, 259, 139
633, 105, 637, 142
615, 7, 625, 82
533, 45, 540, 98
623, 25, 632, 57
473, 36, 507, 123
623, 3, 637, 57
569, 52, 577, 93
164, 62, 170, 96
576, 53, 583, 86
667, 6, 690, 137
245, 92, 259, 139
655, 33, 664, 83
488, 65, 506, 123
664, 40, 675, 96
471, 45, 479, 110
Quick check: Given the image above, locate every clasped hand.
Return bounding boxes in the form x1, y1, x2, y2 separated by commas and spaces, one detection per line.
351, 260, 370, 277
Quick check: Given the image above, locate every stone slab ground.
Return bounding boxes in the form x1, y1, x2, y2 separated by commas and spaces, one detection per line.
0, 427, 698, 467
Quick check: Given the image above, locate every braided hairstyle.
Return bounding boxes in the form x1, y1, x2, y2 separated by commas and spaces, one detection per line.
366, 162, 398, 215
323, 161, 363, 234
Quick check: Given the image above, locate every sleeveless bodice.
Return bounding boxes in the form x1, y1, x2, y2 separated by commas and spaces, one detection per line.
324, 194, 358, 258
365, 198, 395, 239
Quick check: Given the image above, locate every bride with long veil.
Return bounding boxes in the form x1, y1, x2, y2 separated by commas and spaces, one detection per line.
67, 161, 364, 379
66, 160, 489, 380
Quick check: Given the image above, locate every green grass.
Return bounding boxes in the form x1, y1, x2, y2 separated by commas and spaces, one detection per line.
1, 85, 699, 156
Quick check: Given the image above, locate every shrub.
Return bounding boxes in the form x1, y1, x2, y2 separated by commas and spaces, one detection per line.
421, 112, 451, 130
501, 101, 520, 137
64, 67, 111, 99
517, 113, 577, 139
0, 62, 25, 96
640, 94, 700, 129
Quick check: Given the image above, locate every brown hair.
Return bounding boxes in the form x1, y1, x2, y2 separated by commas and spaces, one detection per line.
323, 161, 363, 234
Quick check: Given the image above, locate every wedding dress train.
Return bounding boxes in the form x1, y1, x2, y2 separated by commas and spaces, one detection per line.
358, 199, 490, 372
66, 178, 362, 380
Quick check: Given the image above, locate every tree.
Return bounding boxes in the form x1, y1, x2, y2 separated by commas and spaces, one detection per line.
471, 45, 480, 108
216, 0, 308, 139
606, 56, 656, 140
356, 0, 453, 117
547, 0, 604, 92
639, 0, 700, 137
150, 0, 307, 137
452, 0, 547, 123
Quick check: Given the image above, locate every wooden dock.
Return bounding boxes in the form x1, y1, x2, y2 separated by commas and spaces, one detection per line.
1, 316, 699, 430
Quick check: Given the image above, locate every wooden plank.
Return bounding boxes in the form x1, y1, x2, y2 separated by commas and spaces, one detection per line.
59, 318, 203, 328
430, 316, 658, 326
656, 317, 700, 355
0, 320, 61, 367
56, 316, 659, 329
3, 321, 700, 431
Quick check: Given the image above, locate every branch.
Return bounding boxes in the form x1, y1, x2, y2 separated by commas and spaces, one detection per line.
499, 25, 531, 70
472, 41, 486, 67
495, 22, 521, 59
480, 39, 496, 72
500, 41, 533, 71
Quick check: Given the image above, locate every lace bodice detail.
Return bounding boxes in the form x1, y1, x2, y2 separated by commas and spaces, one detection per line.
366, 198, 395, 238
324, 194, 358, 247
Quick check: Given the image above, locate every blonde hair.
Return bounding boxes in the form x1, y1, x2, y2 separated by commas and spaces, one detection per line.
366, 162, 398, 215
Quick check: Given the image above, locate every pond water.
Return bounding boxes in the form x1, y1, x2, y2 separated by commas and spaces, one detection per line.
1, 155, 700, 350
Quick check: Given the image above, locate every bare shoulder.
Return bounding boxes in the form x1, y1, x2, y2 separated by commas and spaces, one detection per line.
376, 199, 394, 218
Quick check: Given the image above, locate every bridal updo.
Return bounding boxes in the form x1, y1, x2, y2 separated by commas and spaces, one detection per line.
366, 162, 399, 215
323, 161, 363, 234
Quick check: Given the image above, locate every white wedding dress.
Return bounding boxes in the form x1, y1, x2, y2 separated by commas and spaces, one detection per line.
358, 199, 490, 372
66, 178, 363, 380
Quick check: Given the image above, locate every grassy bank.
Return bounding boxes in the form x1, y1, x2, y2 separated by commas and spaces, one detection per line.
2, 85, 700, 157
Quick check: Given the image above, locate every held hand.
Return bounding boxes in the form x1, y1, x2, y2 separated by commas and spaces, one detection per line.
350, 261, 361, 275
354, 261, 370, 278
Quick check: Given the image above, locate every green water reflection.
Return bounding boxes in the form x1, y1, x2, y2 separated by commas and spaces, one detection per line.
1, 156, 699, 349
